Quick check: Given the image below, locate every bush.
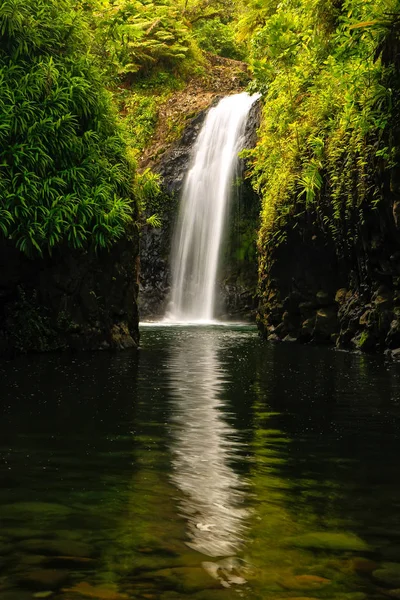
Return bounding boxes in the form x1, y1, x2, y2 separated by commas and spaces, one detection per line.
193, 18, 246, 60
0, 0, 136, 256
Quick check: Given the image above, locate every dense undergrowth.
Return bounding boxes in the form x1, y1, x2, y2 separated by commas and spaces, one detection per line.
241, 0, 400, 277
0, 0, 246, 256
2, 0, 399, 266
0, 0, 137, 256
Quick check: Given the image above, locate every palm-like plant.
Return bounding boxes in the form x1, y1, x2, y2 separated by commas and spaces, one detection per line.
0, 0, 136, 256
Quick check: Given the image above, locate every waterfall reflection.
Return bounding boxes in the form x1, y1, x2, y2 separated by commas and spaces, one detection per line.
167, 330, 248, 557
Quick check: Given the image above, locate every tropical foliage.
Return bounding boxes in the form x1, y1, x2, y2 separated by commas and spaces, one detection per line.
92, 0, 202, 82
0, 0, 136, 256
1, 0, 399, 264
242, 0, 400, 266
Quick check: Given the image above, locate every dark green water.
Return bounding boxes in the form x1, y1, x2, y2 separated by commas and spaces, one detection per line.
1, 325, 400, 600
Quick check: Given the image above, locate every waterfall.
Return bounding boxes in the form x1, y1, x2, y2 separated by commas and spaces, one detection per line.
166, 92, 260, 323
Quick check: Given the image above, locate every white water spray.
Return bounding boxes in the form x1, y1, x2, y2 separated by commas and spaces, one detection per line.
166, 92, 260, 323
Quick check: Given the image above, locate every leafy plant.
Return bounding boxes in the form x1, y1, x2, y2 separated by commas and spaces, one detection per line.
93, 0, 201, 81
243, 0, 400, 270
0, 0, 137, 256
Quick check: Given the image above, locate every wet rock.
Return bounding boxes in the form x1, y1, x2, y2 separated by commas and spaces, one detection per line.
359, 310, 371, 326
299, 301, 317, 317
110, 323, 137, 350
267, 333, 281, 342
0, 230, 139, 356
313, 308, 338, 342
299, 317, 316, 342
282, 310, 301, 333
373, 286, 393, 310
285, 532, 371, 553
19, 569, 70, 590
335, 288, 349, 304
282, 334, 298, 343
390, 348, 400, 361
386, 320, 400, 348
283, 292, 304, 313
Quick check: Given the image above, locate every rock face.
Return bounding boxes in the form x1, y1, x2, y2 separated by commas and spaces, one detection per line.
139, 99, 262, 320
257, 193, 400, 357
0, 229, 140, 356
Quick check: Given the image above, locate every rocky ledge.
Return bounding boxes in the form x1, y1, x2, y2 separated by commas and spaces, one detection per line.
257, 212, 400, 360
0, 230, 139, 356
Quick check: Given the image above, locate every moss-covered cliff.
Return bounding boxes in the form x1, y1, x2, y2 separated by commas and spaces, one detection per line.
241, 0, 400, 356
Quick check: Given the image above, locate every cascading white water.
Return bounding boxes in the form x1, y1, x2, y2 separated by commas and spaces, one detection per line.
166, 92, 260, 323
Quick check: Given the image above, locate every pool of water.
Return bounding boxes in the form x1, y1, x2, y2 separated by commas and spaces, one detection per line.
1, 325, 400, 600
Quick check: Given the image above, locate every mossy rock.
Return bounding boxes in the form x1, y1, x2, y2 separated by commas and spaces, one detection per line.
284, 532, 371, 553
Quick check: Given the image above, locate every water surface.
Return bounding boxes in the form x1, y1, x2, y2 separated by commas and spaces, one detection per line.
1, 326, 400, 600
